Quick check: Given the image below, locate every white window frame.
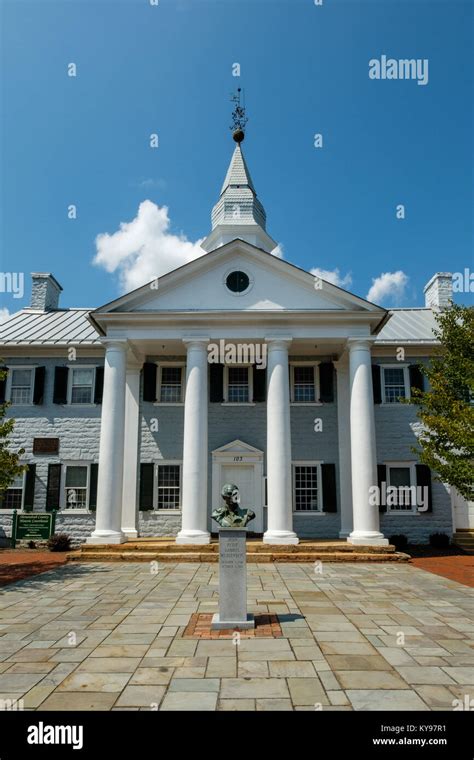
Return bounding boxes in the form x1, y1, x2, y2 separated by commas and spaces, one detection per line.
290, 362, 321, 404
223, 364, 254, 405
292, 460, 324, 514
0, 470, 26, 512
6, 366, 36, 406
385, 461, 418, 515
60, 462, 92, 513
381, 364, 410, 405
154, 461, 182, 512
67, 365, 96, 406
155, 362, 185, 405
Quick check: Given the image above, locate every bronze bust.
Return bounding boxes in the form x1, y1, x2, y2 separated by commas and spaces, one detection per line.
212, 483, 255, 528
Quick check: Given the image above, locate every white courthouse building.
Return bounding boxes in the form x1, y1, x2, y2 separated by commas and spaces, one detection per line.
0, 132, 469, 547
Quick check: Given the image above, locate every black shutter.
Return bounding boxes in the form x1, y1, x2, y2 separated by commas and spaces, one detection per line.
94, 367, 104, 404
139, 464, 154, 510
416, 464, 433, 512
0, 369, 7, 403
209, 363, 224, 402
321, 463, 337, 512
33, 366, 46, 405
372, 365, 382, 404
46, 464, 61, 511
23, 464, 36, 512
377, 464, 387, 512
143, 363, 157, 402
319, 362, 334, 402
53, 367, 69, 404
409, 364, 424, 394
253, 365, 266, 402
88, 463, 98, 510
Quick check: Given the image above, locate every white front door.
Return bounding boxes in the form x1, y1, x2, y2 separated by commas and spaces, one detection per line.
211, 440, 264, 533
221, 465, 254, 509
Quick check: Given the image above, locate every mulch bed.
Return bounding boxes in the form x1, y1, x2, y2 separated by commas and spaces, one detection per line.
0, 549, 68, 587
183, 612, 283, 639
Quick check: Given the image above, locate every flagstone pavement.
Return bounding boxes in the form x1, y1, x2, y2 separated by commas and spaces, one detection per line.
0, 561, 472, 712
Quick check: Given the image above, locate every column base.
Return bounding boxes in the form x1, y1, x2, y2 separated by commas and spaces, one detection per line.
122, 529, 138, 540
211, 613, 255, 631
347, 530, 388, 547
176, 530, 211, 545
87, 530, 126, 545
263, 530, 299, 545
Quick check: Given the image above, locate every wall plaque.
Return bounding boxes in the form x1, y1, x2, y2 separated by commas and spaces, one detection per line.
33, 438, 59, 455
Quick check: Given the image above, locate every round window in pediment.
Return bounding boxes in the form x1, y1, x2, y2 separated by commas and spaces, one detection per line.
225, 270, 250, 294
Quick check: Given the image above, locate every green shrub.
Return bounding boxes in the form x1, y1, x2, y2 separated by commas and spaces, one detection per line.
47, 533, 72, 552
388, 534, 408, 550
429, 532, 450, 549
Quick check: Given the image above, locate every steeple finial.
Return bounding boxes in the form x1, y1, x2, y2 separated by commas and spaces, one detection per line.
230, 87, 247, 143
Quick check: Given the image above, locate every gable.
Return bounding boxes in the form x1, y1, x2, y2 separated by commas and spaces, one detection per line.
96, 240, 381, 315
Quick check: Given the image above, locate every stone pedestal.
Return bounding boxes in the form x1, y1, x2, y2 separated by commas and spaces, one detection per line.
211, 529, 255, 630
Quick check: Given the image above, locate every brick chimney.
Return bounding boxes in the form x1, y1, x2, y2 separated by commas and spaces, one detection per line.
423, 272, 452, 310
30, 273, 63, 311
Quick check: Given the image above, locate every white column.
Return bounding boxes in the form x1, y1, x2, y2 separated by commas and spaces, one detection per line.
176, 338, 210, 544
263, 337, 298, 545
121, 360, 142, 539
88, 340, 127, 544
347, 339, 387, 546
334, 353, 353, 538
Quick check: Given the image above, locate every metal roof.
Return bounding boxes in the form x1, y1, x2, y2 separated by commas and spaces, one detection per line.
375, 308, 439, 343
0, 309, 100, 346
0, 305, 440, 347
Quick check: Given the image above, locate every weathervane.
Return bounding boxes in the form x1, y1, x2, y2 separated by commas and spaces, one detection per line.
230, 87, 247, 143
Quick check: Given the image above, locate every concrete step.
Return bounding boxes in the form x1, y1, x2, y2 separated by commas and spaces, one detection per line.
452, 533, 474, 554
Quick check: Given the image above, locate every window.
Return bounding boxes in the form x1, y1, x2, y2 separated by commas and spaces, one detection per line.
64, 465, 88, 509
157, 465, 181, 509
159, 366, 183, 403
70, 368, 94, 404
386, 464, 416, 512
294, 465, 320, 511
292, 365, 316, 402
9, 368, 33, 405
3, 474, 24, 509
382, 366, 408, 404
226, 366, 250, 403
226, 270, 250, 294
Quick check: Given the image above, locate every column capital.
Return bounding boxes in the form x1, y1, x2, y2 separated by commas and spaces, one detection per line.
182, 336, 210, 349
347, 337, 376, 352
265, 335, 293, 350
101, 339, 129, 353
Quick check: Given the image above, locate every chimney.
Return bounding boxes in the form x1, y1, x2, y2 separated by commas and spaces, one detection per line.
30, 273, 63, 311
423, 272, 452, 310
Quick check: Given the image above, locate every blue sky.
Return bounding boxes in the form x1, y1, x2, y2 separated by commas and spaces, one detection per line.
1, 0, 472, 313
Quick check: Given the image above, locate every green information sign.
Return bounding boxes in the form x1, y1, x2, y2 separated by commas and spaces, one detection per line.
12, 511, 56, 547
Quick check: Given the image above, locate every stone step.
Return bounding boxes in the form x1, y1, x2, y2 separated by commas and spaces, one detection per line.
69, 550, 409, 563
77, 541, 395, 555
452, 533, 474, 553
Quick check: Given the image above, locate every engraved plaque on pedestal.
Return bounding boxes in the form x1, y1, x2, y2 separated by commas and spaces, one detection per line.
211, 529, 255, 630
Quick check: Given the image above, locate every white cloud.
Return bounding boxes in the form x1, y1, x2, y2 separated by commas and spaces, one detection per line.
93, 200, 206, 292
0, 308, 10, 324
366, 270, 408, 305
310, 267, 353, 289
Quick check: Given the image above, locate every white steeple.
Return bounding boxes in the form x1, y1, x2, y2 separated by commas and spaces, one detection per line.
201, 92, 277, 254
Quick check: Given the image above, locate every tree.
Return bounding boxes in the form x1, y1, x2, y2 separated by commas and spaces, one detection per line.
408, 303, 474, 501
0, 365, 26, 495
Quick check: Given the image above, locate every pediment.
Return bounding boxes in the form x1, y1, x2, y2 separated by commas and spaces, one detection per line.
212, 439, 263, 456
93, 240, 384, 317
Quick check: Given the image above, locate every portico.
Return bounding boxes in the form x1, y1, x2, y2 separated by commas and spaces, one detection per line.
85, 126, 389, 548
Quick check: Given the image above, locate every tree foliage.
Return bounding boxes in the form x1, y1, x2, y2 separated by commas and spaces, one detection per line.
0, 365, 26, 493
408, 304, 474, 501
